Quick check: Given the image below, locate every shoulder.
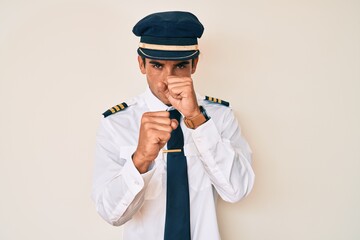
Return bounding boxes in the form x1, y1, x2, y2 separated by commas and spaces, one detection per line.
197, 94, 238, 131
197, 94, 233, 122
198, 94, 231, 108
101, 95, 144, 118
98, 95, 146, 139
102, 102, 129, 118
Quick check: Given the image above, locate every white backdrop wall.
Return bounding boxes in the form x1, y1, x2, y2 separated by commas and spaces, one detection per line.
0, 0, 359, 239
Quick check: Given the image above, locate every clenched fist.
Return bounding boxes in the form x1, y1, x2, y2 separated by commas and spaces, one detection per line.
165, 76, 201, 118
132, 111, 178, 173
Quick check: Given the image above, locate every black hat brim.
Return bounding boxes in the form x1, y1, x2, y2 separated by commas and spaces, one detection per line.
137, 48, 200, 60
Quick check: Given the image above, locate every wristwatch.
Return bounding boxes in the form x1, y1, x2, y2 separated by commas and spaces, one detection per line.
184, 106, 210, 129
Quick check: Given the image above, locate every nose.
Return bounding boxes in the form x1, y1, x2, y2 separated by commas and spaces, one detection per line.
165, 66, 175, 77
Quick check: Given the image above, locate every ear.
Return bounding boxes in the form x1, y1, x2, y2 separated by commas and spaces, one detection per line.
191, 57, 199, 74
138, 56, 146, 74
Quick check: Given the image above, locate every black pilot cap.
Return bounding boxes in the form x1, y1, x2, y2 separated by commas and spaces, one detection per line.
133, 11, 204, 60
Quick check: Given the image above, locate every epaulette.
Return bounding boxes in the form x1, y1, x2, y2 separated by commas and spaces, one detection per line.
204, 96, 230, 107
102, 102, 128, 118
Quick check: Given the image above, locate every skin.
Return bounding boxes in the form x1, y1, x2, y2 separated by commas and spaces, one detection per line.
132, 56, 201, 173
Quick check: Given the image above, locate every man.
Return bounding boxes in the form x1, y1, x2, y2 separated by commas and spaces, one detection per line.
92, 11, 254, 240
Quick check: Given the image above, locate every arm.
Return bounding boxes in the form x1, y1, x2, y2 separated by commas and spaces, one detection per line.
92, 112, 178, 226
91, 118, 154, 226
191, 107, 254, 202
165, 76, 254, 202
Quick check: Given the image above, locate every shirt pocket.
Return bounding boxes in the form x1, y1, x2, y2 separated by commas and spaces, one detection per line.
184, 142, 212, 191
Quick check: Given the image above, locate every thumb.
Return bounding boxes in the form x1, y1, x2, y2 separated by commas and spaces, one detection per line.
170, 119, 179, 130
158, 81, 171, 100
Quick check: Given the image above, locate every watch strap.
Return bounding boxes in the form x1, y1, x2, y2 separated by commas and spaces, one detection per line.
184, 106, 209, 129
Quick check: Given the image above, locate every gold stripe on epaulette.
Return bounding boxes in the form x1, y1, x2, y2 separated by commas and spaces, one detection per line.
205, 95, 230, 107
103, 102, 129, 118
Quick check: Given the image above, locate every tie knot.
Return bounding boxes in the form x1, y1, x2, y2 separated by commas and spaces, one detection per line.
169, 109, 181, 122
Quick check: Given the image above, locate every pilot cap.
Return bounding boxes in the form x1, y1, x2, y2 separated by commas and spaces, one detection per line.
133, 11, 204, 60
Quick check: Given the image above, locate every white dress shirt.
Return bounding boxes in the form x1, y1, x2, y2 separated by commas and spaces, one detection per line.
92, 88, 254, 240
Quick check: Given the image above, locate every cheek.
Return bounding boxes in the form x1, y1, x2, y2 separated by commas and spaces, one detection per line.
147, 70, 168, 85
174, 68, 192, 77
147, 75, 166, 92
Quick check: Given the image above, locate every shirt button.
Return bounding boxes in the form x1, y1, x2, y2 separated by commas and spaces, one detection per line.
122, 202, 128, 206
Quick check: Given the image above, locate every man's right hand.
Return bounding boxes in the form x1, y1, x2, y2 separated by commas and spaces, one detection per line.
132, 111, 178, 173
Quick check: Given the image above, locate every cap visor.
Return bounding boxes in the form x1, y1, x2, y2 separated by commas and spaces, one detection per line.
137, 48, 199, 60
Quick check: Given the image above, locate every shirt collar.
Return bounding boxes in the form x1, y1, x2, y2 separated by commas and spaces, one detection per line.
144, 87, 170, 112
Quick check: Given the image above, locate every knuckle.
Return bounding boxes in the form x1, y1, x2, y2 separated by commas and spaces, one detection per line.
164, 118, 171, 125
141, 114, 149, 123
164, 126, 172, 132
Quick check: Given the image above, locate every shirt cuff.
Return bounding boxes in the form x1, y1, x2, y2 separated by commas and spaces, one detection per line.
120, 146, 157, 193
189, 119, 221, 154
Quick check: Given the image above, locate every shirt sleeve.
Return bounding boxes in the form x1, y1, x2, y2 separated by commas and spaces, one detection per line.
91, 117, 156, 226
189, 107, 255, 202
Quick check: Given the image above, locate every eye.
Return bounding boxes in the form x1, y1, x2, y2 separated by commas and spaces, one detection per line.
176, 64, 186, 69
152, 63, 162, 69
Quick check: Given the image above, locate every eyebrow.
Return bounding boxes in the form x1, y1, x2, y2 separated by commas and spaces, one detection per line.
149, 60, 164, 66
148, 60, 190, 67
175, 61, 190, 67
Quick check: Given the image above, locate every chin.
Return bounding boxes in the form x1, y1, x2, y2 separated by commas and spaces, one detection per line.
155, 96, 170, 106
157, 94, 171, 106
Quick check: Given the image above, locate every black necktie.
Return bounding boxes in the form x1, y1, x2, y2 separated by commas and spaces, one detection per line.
164, 109, 191, 240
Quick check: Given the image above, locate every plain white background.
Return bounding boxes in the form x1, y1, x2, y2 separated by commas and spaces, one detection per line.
0, 0, 359, 239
